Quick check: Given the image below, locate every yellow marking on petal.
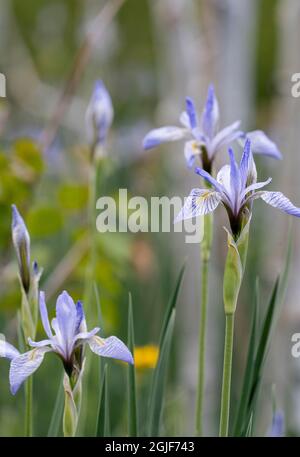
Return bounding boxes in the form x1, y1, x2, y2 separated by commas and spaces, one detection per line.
196, 191, 212, 205
192, 142, 201, 154
134, 345, 159, 370
29, 349, 39, 361
93, 335, 105, 347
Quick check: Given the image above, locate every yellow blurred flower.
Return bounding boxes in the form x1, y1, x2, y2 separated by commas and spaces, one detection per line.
134, 345, 159, 370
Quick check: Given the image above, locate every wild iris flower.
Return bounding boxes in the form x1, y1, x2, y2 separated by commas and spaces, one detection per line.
0, 291, 133, 395
143, 85, 282, 172
175, 140, 300, 238
85, 80, 114, 148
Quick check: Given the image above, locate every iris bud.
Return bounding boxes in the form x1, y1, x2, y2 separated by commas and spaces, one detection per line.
11, 205, 31, 293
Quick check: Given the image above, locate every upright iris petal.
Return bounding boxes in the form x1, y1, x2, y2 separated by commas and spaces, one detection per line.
201, 84, 219, 140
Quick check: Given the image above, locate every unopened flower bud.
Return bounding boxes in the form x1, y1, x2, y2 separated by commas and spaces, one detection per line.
11, 205, 31, 293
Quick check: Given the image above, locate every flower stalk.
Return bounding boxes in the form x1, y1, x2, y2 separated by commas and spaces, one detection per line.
219, 225, 246, 436
195, 212, 213, 436
11, 205, 42, 436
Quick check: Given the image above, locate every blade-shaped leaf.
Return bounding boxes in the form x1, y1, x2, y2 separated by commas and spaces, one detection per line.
47, 374, 64, 437
96, 364, 110, 437
236, 232, 292, 436
158, 262, 185, 348
127, 293, 138, 437
233, 279, 259, 436
148, 309, 176, 436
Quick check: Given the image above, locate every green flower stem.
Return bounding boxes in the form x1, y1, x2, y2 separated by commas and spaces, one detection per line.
219, 313, 235, 437
83, 161, 98, 307
25, 376, 33, 437
195, 213, 213, 436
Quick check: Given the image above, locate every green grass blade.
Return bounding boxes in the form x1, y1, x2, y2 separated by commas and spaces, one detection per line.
158, 262, 185, 348
127, 293, 138, 437
47, 374, 64, 437
96, 364, 110, 437
240, 232, 292, 436
148, 309, 176, 436
93, 282, 102, 324
233, 278, 259, 436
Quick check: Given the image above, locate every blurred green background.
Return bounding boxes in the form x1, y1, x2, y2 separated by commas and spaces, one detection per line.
0, 0, 300, 436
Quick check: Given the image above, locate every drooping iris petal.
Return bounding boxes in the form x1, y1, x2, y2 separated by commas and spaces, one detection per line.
259, 191, 300, 217
0, 340, 20, 360
201, 84, 219, 139
88, 335, 134, 364
246, 130, 282, 160
210, 121, 242, 157
185, 97, 197, 129
9, 347, 52, 395
143, 126, 187, 150
174, 189, 221, 222
39, 291, 53, 339
184, 140, 201, 168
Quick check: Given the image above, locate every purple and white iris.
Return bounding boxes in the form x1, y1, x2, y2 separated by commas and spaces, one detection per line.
143, 85, 282, 171
175, 140, 300, 237
86, 80, 114, 147
0, 290, 133, 395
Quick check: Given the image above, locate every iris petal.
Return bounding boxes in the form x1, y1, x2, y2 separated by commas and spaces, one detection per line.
184, 140, 201, 168
185, 97, 198, 129
143, 126, 187, 150
9, 347, 52, 395
259, 191, 300, 217
210, 121, 242, 156
201, 84, 219, 139
195, 167, 225, 194
39, 291, 53, 339
246, 130, 282, 160
174, 189, 221, 223
0, 340, 20, 360
88, 335, 133, 364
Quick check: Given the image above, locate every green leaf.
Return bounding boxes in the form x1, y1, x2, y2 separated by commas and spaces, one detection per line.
235, 232, 292, 436
127, 293, 138, 437
233, 279, 259, 436
96, 364, 110, 437
146, 264, 185, 436
47, 374, 64, 437
148, 309, 176, 436
158, 261, 185, 348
